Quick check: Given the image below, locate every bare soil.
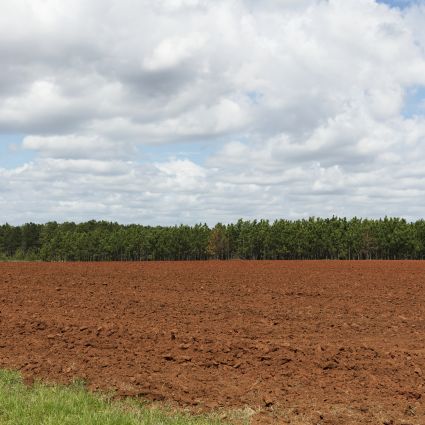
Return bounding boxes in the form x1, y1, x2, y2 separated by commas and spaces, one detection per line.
1, 261, 425, 424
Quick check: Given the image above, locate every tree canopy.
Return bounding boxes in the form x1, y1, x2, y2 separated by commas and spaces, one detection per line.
1, 217, 424, 261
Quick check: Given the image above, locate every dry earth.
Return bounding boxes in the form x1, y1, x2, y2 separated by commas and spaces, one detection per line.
1, 261, 425, 424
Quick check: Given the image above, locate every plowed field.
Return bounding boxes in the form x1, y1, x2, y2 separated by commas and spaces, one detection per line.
1, 261, 425, 424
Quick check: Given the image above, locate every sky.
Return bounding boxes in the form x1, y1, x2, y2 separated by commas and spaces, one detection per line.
1, 0, 425, 225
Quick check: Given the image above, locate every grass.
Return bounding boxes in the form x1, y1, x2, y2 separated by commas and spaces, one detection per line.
0, 369, 417, 424
0, 370, 226, 425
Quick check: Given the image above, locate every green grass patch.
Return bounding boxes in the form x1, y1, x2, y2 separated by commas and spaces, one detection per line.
0, 370, 225, 425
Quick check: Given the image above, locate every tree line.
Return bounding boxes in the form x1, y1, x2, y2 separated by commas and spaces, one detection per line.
1, 217, 425, 261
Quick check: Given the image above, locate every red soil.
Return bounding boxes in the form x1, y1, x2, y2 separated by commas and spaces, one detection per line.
1, 261, 425, 424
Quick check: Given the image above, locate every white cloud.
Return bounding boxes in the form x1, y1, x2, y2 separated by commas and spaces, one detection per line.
1, 0, 425, 223
22, 135, 134, 160
143, 35, 206, 71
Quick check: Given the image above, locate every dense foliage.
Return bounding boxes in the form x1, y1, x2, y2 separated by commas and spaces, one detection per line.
1, 217, 425, 261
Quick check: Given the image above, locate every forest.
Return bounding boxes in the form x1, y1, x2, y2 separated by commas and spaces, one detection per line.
1, 217, 425, 261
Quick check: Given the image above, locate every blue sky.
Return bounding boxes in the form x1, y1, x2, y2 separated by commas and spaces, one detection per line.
378, 0, 420, 7
0, 135, 33, 168
403, 86, 425, 118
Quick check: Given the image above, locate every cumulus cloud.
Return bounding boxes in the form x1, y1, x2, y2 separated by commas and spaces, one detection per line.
22, 135, 135, 160
1, 0, 425, 224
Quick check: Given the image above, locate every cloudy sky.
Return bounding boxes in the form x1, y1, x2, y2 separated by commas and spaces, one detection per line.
1, 0, 425, 225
